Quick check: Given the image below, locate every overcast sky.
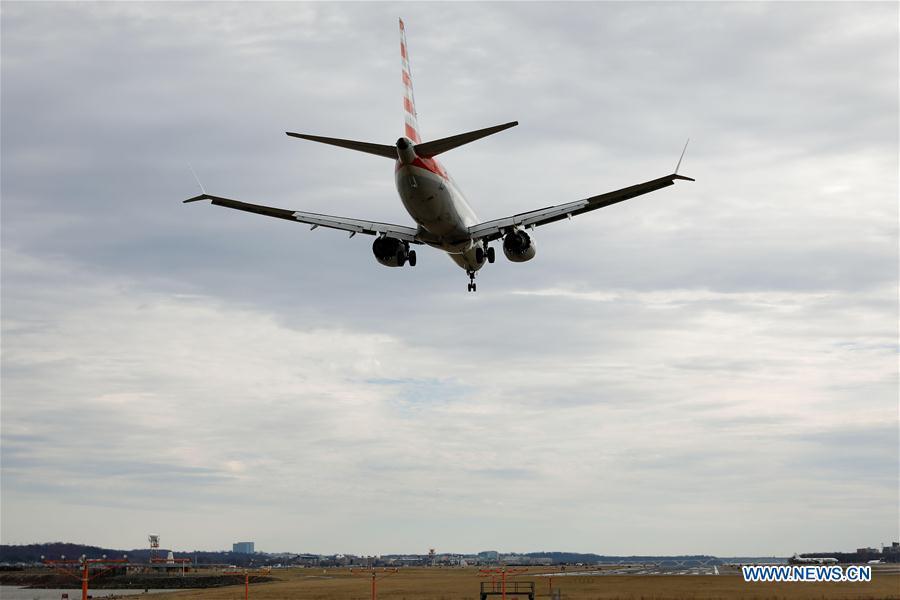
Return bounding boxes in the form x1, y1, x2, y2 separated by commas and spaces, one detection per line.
2, 2, 897, 557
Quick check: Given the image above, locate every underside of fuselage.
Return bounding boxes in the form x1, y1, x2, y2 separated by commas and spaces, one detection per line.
394, 160, 484, 272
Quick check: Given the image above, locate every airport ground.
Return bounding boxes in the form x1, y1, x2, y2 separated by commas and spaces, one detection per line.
141, 565, 900, 600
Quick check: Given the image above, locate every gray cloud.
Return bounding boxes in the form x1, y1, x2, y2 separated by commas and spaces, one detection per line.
2, 2, 897, 556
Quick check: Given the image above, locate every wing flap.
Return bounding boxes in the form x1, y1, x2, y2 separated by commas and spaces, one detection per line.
184, 194, 421, 243
468, 173, 694, 242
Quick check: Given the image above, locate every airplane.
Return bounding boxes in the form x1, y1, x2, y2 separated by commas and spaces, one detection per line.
185, 18, 694, 292
789, 553, 839, 565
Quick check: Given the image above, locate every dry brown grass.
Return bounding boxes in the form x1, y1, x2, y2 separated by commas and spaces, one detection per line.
143, 566, 900, 600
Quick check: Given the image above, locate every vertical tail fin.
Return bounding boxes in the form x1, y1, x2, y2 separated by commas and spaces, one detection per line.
399, 18, 422, 143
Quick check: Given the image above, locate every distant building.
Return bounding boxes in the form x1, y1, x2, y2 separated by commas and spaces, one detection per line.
501, 554, 553, 566
233, 542, 255, 554
478, 551, 499, 561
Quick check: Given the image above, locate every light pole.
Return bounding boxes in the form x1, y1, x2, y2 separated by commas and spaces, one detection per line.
43, 555, 128, 600
351, 566, 399, 600
479, 567, 528, 600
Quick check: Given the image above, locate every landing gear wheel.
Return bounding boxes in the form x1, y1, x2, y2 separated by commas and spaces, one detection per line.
408, 250, 417, 267
472, 283, 477, 292
487, 247, 495, 264
397, 250, 406, 267
475, 247, 485, 264
467, 283, 473, 292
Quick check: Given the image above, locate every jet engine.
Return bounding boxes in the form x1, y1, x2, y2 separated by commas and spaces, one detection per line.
502, 229, 536, 262
372, 236, 416, 267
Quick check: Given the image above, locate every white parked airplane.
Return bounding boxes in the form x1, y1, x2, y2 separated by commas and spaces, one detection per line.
185, 19, 694, 292
790, 553, 839, 565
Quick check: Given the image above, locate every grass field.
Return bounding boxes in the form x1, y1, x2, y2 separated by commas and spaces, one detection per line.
145, 566, 900, 600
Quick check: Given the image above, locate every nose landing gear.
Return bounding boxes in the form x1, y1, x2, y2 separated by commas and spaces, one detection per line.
466, 270, 477, 293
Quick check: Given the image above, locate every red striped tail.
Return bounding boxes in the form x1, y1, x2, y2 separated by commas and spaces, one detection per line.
399, 18, 421, 143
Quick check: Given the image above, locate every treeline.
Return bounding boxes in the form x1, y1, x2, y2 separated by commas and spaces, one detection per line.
0, 543, 263, 567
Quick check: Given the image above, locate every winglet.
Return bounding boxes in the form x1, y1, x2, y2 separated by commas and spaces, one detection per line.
185, 165, 211, 202
188, 163, 207, 194
674, 138, 690, 175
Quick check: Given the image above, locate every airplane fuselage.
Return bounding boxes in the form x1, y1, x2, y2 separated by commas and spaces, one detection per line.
393, 138, 483, 272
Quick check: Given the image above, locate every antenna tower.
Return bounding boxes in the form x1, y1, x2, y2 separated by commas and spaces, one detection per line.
148, 535, 160, 563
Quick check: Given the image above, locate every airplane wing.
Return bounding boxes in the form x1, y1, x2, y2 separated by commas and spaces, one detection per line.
467, 173, 694, 242
184, 194, 423, 243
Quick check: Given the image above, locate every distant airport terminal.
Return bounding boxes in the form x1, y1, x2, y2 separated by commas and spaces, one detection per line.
2, 539, 899, 600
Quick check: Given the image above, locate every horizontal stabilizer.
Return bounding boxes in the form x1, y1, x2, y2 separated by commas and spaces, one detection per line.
285, 132, 397, 159
414, 121, 518, 158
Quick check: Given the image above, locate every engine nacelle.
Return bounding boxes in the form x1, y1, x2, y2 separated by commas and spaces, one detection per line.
372, 236, 408, 267
503, 229, 536, 262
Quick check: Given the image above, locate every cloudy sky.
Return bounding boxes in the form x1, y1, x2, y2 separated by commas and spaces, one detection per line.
2, 2, 897, 557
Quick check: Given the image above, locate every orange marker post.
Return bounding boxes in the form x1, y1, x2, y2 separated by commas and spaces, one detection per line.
224, 568, 271, 600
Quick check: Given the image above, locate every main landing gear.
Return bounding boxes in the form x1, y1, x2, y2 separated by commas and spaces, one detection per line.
468, 244, 494, 292
397, 249, 417, 267
475, 245, 495, 265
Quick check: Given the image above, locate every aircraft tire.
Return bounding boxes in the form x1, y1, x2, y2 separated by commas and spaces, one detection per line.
408, 250, 417, 267
487, 247, 495, 263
